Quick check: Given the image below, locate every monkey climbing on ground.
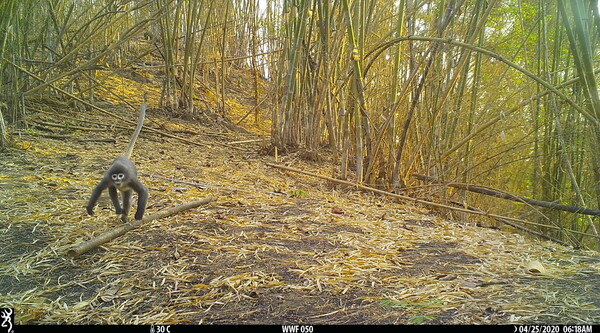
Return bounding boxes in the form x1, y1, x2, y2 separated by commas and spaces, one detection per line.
86, 104, 149, 222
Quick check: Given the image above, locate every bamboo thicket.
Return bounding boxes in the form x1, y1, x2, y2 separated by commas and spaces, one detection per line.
1, 0, 599, 247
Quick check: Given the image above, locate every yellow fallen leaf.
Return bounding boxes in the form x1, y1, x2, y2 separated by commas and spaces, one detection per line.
525, 260, 546, 275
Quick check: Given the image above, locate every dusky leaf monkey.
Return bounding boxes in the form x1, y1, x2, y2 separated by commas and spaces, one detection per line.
86, 104, 149, 222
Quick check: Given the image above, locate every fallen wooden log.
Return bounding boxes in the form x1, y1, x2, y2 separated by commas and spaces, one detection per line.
68, 197, 216, 258
444, 199, 575, 247
266, 163, 600, 241
266, 162, 531, 223
412, 173, 600, 216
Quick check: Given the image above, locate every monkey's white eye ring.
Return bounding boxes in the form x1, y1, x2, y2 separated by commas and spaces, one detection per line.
111, 173, 126, 181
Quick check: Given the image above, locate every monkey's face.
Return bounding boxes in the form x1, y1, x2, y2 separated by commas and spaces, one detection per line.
111, 172, 126, 188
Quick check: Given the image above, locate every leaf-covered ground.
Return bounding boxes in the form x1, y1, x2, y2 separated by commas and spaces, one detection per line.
1, 106, 599, 325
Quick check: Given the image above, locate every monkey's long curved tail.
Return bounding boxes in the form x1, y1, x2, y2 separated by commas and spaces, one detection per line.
124, 103, 146, 158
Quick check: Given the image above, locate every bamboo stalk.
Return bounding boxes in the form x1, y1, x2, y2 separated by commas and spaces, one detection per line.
67, 197, 216, 258
218, 1, 229, 115
0, 106, 8, 149
342, 0, 368, 183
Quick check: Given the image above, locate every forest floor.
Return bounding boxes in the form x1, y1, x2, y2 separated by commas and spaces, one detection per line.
1, 72, 600, 325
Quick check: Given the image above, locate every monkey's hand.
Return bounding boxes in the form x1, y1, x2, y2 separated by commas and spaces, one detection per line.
120, 215, 129, 223
86, 206, 95, 216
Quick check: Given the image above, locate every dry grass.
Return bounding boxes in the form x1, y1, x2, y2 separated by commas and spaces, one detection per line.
0, 107, 599, 325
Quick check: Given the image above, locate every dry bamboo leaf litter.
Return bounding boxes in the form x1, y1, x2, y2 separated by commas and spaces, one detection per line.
1, 112, 600, 325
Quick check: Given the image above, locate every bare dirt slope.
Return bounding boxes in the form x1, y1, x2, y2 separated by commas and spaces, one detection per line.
1, 107, 599, 325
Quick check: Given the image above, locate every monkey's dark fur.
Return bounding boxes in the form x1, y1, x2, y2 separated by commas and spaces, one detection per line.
86, 104, 149, 222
